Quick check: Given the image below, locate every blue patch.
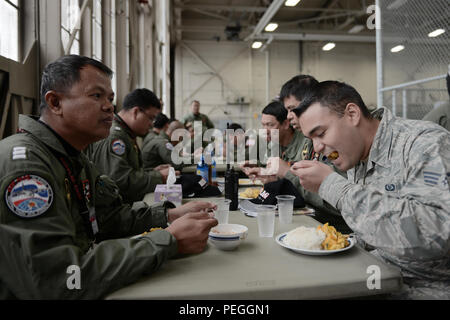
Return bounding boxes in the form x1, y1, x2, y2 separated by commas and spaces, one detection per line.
5, 175, 53, 218
111, 139, 126, 156
385, 184, 395, 192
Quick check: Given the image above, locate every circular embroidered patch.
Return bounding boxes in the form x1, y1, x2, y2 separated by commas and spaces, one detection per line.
111, 139, 126, 155
5, 175, 54, 218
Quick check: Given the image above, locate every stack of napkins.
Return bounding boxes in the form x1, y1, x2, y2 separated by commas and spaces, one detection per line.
238, 199, 265, 217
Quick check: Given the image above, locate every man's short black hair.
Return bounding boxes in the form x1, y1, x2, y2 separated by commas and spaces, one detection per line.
153, 113, 170, 129
279, 74, 319, 104
293, 80, 372, 119
122, 88, 161, 111
262, 101, 288, 124
228, 123, 243, 131
40, 55, 113, 114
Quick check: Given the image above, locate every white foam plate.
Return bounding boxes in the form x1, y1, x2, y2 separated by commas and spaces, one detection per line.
275, 233, 356, 256
238, 178, 263, 186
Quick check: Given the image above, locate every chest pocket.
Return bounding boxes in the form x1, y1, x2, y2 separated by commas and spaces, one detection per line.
363, 165, 404, 196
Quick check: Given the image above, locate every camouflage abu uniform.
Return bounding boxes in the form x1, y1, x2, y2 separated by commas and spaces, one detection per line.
0, 115, 177, 299
282, 131, 351, 233
86, 114, 163, 204
318, 108, 450, 298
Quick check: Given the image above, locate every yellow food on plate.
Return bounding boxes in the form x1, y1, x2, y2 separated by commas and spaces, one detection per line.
327, 151, 339, 160
239, 187, 261, 199
316, 223, 349, 250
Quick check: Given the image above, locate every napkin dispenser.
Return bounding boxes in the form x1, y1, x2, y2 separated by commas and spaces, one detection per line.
154, 167, 182, 206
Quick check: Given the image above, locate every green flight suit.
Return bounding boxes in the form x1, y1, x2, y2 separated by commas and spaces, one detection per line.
86, 114, 163, 204
182, 112, 214, 131
142, 131, 183, 170
0, 115, 178, 299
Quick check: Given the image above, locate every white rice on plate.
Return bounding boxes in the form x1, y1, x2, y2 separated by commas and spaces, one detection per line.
284, 226, 326, 250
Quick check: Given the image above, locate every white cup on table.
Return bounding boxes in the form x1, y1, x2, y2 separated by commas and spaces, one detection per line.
276, 195, 295, 225
256, 205, 277, 237
215, 199, 232, 224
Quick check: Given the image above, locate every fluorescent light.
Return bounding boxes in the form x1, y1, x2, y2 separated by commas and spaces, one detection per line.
390, 45, 405, 53
252, 41, 263, 49
285, 0, 301, 7
322, 42, 336, 51
348, 25, 365, 34
265, 23, 278, 32
428, 28, 445, 38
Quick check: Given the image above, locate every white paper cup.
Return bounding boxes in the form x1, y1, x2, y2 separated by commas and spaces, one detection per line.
276, 195, 295, 225
215, 199, 232, 224
256, 205, 276, 237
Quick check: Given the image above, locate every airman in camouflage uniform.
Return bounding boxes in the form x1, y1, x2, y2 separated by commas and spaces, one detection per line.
292, 80, 450, 299
280, 75, 351, 233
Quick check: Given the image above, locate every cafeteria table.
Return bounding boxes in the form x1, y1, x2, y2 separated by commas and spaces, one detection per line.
106, 193, 403, 300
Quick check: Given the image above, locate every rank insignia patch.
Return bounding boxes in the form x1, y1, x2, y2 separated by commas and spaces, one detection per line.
5, 175, 54, 218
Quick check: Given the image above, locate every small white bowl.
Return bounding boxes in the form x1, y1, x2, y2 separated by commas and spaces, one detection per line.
209, 224, 248, 251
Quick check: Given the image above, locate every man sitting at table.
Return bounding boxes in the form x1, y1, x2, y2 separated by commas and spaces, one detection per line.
86, 88, 170, 204
142, 118, 185, 171
291, 80, 450, 299
0, 54, 218, 299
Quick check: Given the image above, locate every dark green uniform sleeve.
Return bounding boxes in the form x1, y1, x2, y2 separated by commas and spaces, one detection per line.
0, 169, 177, 299
90, 135, 162, 203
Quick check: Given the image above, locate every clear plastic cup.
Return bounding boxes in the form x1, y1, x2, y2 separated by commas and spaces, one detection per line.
276, 195, 296, 225
215, 199, 232, 224
257, 205, 277, 237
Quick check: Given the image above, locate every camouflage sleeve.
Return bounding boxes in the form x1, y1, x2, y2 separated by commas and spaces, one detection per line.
285, 170, 341, 216
318, 132, 450, 261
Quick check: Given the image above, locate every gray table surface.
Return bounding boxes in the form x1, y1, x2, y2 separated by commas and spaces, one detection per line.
106, 194, 402, 300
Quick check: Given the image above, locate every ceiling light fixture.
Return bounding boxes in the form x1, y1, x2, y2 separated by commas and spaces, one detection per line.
390, 45, 405, 53
285, 0, 301, 7
322, 42, 336, 51
265, 23, 278, 32
428, 28, 445, 38
252, 41, 263, 49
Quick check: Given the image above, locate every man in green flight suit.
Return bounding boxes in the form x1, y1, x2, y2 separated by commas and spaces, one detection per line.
142, 118, 185, 170
0, 55, 218, 299
86, 88, 169, 204
182, 100, 215, 133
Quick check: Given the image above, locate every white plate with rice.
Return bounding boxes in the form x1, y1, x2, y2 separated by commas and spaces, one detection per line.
275, 227, 356, 256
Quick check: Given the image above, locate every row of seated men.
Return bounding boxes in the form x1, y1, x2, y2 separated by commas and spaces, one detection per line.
0, 54, 448, 299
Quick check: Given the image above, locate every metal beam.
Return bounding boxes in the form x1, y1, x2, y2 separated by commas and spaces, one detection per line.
176, 4, 362, 14
258, 32, 375, 42
181, 42, 248, 105
65, 0, 90, 55
244, 0, 285, 41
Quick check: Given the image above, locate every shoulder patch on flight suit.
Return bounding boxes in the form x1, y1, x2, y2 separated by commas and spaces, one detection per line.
12, 146, 27, 160
165, 142, 174, 151
5, 174, 54, 218
111, 139, 126, 156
